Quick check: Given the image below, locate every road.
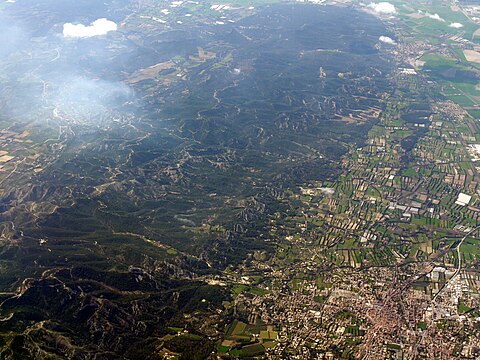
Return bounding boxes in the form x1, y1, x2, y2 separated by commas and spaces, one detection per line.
412, 226, 479, 359
432, 225, 479, 302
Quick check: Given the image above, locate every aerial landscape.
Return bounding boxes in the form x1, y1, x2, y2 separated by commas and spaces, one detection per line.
0, 0, 479, 358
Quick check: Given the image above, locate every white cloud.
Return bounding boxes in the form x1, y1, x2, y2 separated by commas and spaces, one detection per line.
379, 35, 396, 45
418, 10, 445, 22
449, 22, 464, 28
367, 2, 396, 14
63, 18, 117, 38
319, 188, 335, 196
426, 12, 445, 22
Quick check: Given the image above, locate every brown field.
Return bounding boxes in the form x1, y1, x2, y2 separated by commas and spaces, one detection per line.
0, 155, 14, 163
464, 49, 480, 63
189, 47, 216, 62
127, 61, 176, 84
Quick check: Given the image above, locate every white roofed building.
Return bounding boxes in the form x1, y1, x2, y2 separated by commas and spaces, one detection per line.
455, 193, 472, 206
